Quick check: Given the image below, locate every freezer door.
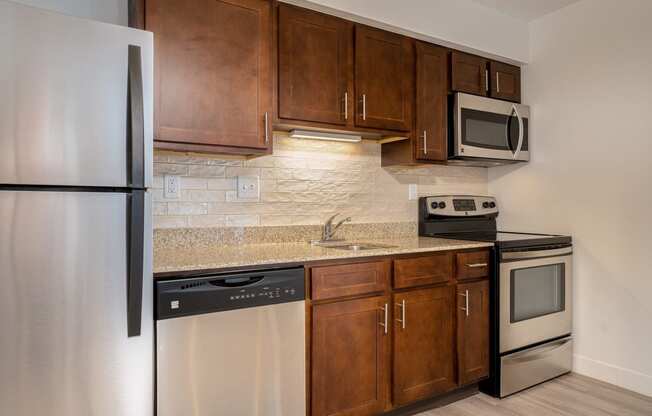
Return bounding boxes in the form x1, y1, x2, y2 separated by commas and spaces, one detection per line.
0, 1, 153, 188
0, 190, 153, 416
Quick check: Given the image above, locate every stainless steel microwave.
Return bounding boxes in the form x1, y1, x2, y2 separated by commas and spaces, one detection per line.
449, 93, 530, 167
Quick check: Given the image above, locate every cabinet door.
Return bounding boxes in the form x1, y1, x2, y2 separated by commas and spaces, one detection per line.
393, 286, 456, 406
312, 296, 390, 416
457, 280, 490, 385
489, 61, 521, 103
278, 4, 352, 126
451, 51, 488, 97
355, 25, 413, 132
147, 0, 272, 150
415, 42, 448, 161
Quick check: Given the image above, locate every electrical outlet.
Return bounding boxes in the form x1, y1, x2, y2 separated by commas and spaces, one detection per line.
237, 176, 260, 200
164, 175, 180, 199
408, 184, 417, 200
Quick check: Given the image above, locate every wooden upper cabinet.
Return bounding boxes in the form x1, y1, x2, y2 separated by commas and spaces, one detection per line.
457, 280, 490, 385
355, 25, 414, 132
451, 51, 488, 97
393, 286, 457, 406
415, 42, 448, 161
146, 0, 272, 153
490, 61, 521, 103
278, 4, 352, 126
312, 295, 390, 416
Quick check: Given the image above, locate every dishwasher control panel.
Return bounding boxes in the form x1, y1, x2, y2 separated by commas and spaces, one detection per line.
156, 267, 305, 320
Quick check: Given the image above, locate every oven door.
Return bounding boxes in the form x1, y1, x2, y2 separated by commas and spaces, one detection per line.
454, 93, 529, 162
499, 246, 572, 353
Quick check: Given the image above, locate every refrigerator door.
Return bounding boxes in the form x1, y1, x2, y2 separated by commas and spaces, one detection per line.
0, 190, 153, 416
0, 1, 153, 188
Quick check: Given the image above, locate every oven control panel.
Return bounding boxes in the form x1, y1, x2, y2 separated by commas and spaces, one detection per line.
424, 195, 498, 217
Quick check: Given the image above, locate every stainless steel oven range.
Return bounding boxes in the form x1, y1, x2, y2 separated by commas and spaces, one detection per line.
419, 195, 572, 397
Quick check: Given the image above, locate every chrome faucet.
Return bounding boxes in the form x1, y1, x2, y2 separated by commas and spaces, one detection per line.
322, 213, 351, 242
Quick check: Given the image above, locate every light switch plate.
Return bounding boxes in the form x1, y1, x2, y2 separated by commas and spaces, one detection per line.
237, 176, 260, 200
164, 175, 180, 199
408, 184, 417, 200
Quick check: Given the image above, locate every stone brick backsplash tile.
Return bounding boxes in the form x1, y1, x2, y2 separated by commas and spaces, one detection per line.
153, 135, 488, 229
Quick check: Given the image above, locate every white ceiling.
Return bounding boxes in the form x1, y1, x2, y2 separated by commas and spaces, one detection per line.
470, 0, 580, 21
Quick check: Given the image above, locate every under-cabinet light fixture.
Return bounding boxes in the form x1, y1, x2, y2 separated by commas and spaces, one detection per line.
289, 129, 362, 143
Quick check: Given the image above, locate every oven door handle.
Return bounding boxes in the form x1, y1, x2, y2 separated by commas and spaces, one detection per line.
512, 104, 525, 160
502, 246, 572, 261
507, 338, 572, 364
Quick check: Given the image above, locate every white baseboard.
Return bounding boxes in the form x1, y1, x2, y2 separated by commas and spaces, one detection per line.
573, 354, 652, 397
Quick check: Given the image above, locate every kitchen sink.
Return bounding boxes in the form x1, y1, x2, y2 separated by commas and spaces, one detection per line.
312, 241, 397, 251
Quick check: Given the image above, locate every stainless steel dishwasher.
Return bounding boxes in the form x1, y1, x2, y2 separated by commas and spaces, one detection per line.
156, 267, 306, 416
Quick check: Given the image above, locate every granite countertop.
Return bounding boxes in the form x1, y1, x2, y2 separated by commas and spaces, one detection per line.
153, 237, 494, 275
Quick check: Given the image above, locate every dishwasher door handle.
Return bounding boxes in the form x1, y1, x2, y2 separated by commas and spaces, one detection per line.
210, 276, 264, 287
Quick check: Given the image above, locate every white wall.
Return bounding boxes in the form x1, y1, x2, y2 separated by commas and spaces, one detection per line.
489, 0, 652, 396
9, 0, 127, 25
282, 0, 529, 63
14, 0, 530, 62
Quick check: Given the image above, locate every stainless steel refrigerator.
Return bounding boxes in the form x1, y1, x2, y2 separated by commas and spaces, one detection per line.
0, 2, 154, 415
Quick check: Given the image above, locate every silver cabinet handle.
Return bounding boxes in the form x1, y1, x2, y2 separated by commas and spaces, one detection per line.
496, 72, 501, 93
466, 263, 488, 268
361, 94, 366, 120
344, 92, 348, 120
512, 104, 524, 159
264, 112, 269, 144
421, 130, 427, 155
485, 69, 489, 92
459, 290, 469, 317
379, 303, 388, 334
380, 303, 389, 335
396, 300, 406, 329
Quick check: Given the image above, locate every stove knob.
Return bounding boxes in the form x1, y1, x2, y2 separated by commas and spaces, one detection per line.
438, 202, 446, 209
489, 202, 496, 208
431, 202, 439, 209
482, 202, 490, 208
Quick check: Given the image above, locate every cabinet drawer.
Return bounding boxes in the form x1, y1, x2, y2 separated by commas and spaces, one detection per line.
311, 261, 389, 300
393, 253, 453, 289
456, 251, 490, 281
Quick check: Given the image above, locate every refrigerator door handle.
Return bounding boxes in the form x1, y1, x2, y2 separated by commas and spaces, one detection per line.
127, 44, 145, 189
127, 190, 145, 337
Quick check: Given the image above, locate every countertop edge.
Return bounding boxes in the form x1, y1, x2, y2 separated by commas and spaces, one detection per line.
153, 240, 494, 278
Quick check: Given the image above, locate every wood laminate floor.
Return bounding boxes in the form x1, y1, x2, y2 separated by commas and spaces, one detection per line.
418, 374, 652, 416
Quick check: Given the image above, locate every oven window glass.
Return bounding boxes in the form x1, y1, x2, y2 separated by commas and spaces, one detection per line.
461, 109, 529, 151
510, 263, 565, 323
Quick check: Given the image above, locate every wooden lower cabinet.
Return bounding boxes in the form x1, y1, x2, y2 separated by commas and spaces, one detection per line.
311, 295, 390, 416
457, 280, 490, 385
308, 250, 491, 415
393, 286, 457, 406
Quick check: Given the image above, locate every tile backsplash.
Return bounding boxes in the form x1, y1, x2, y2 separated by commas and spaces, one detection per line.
153, 133, 488, 229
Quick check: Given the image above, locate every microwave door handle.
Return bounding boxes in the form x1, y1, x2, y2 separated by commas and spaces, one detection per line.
512, 104, 525, 159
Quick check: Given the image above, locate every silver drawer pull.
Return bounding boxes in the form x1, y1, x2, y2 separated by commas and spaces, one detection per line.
466, 263, 488, 268
507, 338, 572, 364
396, 300, 406, 329
379, 303, 388, 334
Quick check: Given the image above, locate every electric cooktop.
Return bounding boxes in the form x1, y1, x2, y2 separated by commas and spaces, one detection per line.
419, 195, 572, 249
